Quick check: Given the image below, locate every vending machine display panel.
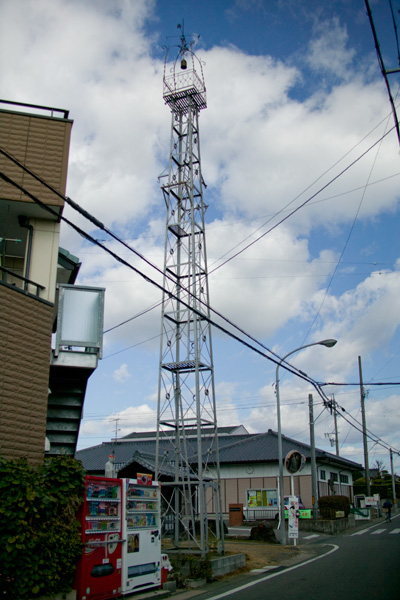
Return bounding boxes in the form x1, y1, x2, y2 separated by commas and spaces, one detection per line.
74, 476, 123, 600
121, 478, 161, 594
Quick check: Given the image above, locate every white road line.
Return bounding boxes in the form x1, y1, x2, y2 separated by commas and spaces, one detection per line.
390, 528, 400, 534
205, 545, 339, 600
371, 529, 386, 535
351, 521, 386, 536
303, 534, 320, 540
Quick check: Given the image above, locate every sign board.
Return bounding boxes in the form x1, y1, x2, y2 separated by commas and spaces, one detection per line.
284, 509, 312, 519
287, 496, 299, 539
365, 496, 378, 506
137, 473, 153, 486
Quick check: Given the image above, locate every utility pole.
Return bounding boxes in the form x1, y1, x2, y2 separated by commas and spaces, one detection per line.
358, 356, 371, 496
332, 396, 339, 456
309, 394, 318, 519
324, 395, 339, 455
390, 449, 397, 513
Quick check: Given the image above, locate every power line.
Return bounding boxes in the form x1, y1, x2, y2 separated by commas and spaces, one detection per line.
206, 109, 400, 272
0, 147, 293, 372
365, 0, 400, 145
329, 398, 400, 455
0, 157, 322, 392
103, 300, 163, 334
208, 121, 396, 276
302, 108, 392, 342
2, 148, 399, 455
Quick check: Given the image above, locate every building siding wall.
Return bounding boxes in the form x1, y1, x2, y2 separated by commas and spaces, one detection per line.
0, 284, 53, 466
215, 464, 355, 513
0, 110, 72, 205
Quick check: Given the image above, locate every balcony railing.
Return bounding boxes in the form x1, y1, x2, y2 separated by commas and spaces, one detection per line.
0, 99, 70, 120
0, 265, 45, 298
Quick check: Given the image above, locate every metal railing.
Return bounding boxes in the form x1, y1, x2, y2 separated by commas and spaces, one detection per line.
0, 99, 69, 119
243, 508, 277, 521
0, 265, 45, 297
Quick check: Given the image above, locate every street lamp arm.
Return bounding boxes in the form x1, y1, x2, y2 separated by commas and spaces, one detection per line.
276, 339, 337, 378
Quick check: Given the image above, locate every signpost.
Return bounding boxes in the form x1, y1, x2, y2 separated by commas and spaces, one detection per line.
288, 496, 299, 541
284, 451, 305, 545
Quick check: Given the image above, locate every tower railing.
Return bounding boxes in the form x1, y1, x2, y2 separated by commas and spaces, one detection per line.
163, 69, 207, 112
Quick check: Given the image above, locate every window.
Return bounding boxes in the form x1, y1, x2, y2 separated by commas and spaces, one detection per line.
246, 489, 278, 508
330, 472, 338, 482
340, 474, 349, 484
320, 470, 326, 481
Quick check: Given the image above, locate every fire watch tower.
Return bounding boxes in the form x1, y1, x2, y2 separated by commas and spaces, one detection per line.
155, 28, 224, 556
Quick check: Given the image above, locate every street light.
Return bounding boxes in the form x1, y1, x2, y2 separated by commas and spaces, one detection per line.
275, 338, 337, 545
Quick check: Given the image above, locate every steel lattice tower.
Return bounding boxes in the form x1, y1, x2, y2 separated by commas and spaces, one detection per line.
155, 30, 224, 557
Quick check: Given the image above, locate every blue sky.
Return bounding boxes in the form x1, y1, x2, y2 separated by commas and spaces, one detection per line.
1, 0, 400, 472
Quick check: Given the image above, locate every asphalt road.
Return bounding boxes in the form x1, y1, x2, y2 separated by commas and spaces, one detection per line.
195, 515, 400, 600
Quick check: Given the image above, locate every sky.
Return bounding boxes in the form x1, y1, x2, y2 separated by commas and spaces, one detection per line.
1, 0, 400, 473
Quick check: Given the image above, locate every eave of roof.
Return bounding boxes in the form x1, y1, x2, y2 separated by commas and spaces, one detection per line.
76, 429, 361, 473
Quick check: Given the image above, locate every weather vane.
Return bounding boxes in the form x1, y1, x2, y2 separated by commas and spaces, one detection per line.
163, 20, 201, 71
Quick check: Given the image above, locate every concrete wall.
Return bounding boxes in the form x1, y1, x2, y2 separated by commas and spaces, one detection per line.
28, 218, 61, 303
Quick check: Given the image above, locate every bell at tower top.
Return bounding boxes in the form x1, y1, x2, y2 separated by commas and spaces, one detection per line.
162, 23, 207, 112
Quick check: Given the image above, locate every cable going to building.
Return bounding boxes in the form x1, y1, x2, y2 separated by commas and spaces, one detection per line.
0, 166, 321, 391
1, 151, 399, 455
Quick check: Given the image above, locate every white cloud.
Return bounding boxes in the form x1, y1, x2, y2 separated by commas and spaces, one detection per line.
113, 363, 131, 383
2, 1, 399, 463
306, 18, 355, 79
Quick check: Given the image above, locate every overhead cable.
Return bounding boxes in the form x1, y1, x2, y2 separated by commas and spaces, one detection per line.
0, 166, 321, 391
208, 121, 396, 275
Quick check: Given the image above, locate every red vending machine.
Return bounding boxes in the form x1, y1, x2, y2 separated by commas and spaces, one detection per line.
74, 476, 123, 600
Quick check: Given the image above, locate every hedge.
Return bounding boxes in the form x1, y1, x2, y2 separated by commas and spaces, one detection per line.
0, 455, 85, 599
318, 495, 351, 519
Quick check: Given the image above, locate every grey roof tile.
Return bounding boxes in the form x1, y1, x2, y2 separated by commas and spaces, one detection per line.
76, 428, 361, 473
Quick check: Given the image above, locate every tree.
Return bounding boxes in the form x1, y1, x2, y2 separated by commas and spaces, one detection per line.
372, 460, 386, 477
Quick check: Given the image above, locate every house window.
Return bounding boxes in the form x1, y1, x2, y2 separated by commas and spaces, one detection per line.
340, 474, 349, 484
246, 489, 278, 508
330, 472, 338, 482
320, 470, 326, 481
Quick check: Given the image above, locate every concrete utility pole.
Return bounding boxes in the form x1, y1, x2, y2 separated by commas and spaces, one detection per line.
358, 356, 371, 496
332, 396, 339, 456
390, 449, 397, 512
309, 393, 318, 519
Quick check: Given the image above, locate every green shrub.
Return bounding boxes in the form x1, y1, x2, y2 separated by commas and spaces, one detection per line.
0, 455, 85, 599
319, 495, 350, 519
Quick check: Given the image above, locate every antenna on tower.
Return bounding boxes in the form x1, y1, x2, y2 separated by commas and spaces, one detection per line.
110, 416, 121, 442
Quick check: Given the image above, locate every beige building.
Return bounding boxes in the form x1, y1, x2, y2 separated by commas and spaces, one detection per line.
0, 100, 103, 465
